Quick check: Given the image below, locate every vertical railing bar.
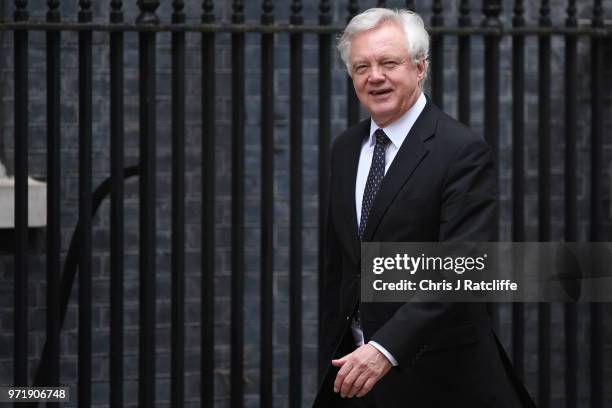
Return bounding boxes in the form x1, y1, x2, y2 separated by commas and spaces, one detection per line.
482, 0, 502, 332
77, 2, 94, 406
13, 0, 29, 394
289, 2, 303, 407
171, 2, 186, 407
260, 1, 274, 407
564, 2, 578, 244
346, 0, 359, 126
109, 1, 124, 406
431, 0, 444, 109
590, 2, 604, 407
458, 0, 471, 125
230, 2, 245, 407
136, 3, 160, 406
201, 1, 216, 406
537, 305, 550, 408
511, 0, 525, 380
563, 1, 577, 406
45, 0, 62, 397
537, 1, 551, 406
482, 1, 501, 241
317, 0, 332, 382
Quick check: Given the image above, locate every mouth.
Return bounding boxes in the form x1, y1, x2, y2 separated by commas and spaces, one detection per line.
369, 89, 393, 97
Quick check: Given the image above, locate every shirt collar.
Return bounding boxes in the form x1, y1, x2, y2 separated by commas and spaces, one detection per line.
368, 92, 426, 149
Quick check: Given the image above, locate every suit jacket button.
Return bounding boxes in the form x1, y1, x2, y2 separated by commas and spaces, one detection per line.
346, 316, 350, 320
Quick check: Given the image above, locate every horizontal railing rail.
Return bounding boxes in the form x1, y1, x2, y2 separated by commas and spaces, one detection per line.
1, 21, 612, 35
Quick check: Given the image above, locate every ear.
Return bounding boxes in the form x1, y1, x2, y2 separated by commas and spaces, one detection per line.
415, 59, 426, 82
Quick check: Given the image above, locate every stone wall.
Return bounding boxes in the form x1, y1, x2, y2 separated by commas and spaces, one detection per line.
0, 0, 610, 407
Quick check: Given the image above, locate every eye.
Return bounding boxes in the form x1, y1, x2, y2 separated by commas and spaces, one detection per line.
383, 60, 399, 68
354, 64, 369, 75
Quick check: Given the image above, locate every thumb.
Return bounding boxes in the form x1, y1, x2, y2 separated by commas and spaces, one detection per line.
331, 357, 347, 367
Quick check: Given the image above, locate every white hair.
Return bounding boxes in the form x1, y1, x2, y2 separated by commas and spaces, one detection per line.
338, 8, 430, 80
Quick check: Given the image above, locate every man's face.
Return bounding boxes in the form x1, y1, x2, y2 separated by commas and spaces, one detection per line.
349, 21, 425, 127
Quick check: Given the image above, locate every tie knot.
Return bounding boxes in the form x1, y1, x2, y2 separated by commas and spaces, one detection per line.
374, 129, 390, 146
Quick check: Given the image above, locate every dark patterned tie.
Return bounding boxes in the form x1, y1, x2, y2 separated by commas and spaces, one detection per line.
354, 129, 390, 338
358, 128, 391, 241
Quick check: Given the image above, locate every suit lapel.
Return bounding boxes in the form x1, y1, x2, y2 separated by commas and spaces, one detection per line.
362, 98, 438, 242
340, 120, 369, 264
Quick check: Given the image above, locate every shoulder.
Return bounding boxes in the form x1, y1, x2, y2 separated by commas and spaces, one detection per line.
426, 105, 491, 161
331, 119, 369, 157
435, 110, 487, 150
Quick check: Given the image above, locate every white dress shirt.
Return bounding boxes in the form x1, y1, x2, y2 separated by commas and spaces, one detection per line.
352, 92, 426, 366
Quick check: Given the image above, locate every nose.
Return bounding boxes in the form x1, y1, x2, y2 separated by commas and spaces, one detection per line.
368, 65, 385, 82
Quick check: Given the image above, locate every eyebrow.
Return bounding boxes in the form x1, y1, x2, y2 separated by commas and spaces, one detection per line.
351, 55, 403, 67
352, 52, 405, 62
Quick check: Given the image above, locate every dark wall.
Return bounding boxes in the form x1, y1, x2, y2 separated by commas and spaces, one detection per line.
0, 1, 611, 407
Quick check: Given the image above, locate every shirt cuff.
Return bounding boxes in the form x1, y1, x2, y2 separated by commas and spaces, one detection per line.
368, 340, 399, 366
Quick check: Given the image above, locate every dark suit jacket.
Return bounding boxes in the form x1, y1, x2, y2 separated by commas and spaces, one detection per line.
314, 96, 535, 407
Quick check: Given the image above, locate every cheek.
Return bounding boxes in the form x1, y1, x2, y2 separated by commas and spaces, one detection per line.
355, 80, 368, 94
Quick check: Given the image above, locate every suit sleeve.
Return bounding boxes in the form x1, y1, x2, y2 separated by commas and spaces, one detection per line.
369, 138, 497, 366
319, 149, 344, 373
438, 139, 497, 242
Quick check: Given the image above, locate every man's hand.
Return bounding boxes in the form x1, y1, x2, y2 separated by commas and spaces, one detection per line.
332, 343, 392, 398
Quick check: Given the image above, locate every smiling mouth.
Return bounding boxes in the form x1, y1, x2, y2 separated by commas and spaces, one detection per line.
370, 89, 392, 96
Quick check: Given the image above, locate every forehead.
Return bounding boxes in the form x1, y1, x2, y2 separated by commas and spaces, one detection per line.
349, 21, 410, 61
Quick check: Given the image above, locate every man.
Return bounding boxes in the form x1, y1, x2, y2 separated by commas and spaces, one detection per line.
314, 8, 534, 408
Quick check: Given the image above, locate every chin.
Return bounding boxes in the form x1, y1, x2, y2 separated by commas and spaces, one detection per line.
372, 110, 395, 122
370, 103, 396, 115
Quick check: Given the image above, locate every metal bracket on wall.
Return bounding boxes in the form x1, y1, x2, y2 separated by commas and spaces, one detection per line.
0, 159, 47, 229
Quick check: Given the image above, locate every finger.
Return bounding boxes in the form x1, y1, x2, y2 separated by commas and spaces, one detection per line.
333, 362, 352, 393
347, 372, 368, 398
331, 358, 346, 367
331, 353, 349, 367
340, 364, 362, 398
356, 378, 375, 398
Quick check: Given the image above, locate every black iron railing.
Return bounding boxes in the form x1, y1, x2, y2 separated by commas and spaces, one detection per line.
3, 0, 610, 407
